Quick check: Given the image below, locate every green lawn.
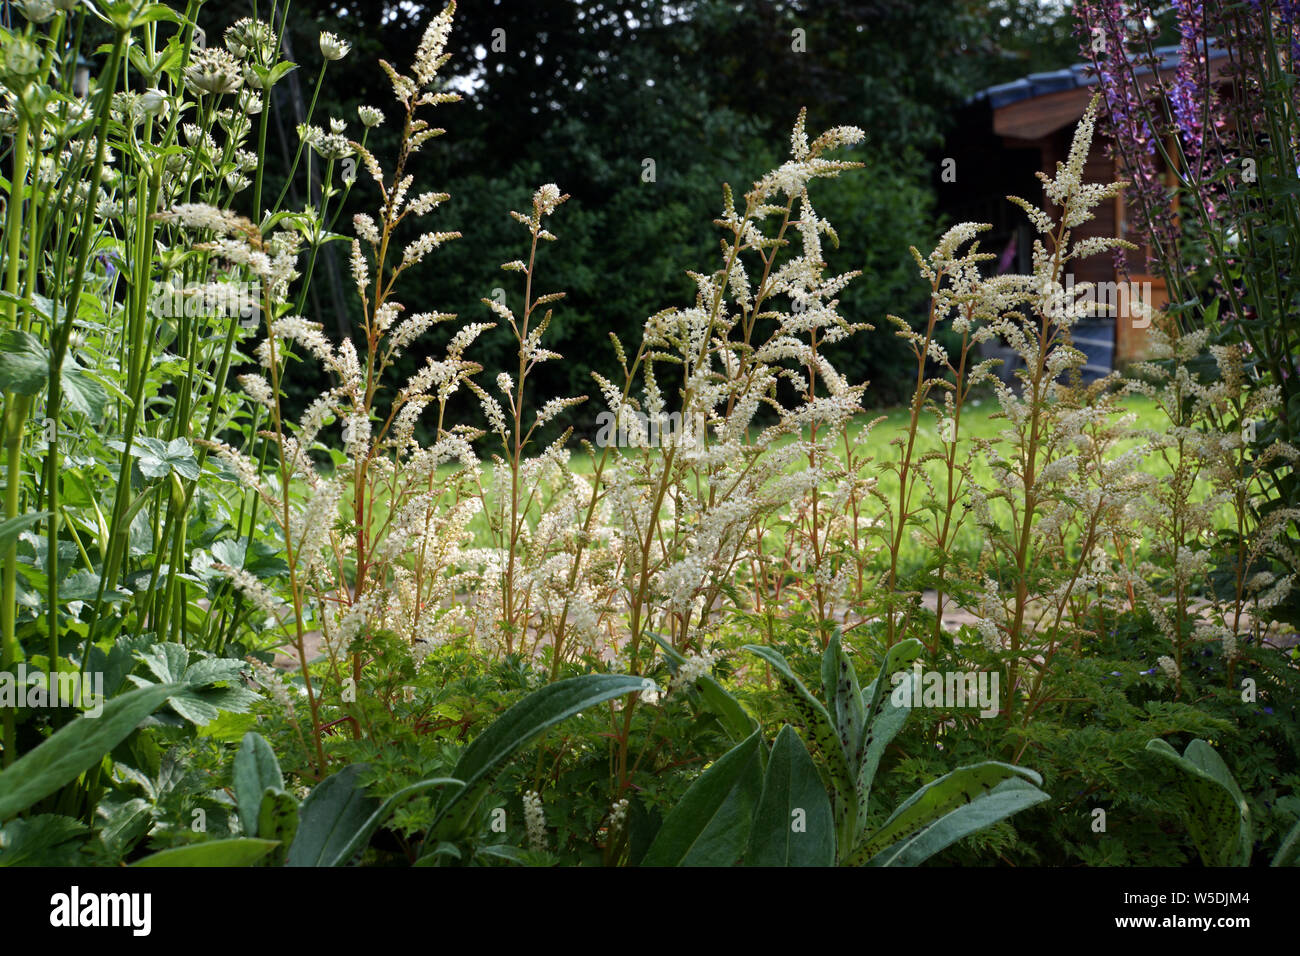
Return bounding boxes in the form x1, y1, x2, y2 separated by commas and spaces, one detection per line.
425, 393, 1179, 578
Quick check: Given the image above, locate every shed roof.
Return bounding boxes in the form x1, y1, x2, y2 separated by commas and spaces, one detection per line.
966, 42, 1231, 142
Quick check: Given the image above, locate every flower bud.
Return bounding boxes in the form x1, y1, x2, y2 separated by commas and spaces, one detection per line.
139, 88, 169, 118
17, 0, 56, 24
5, 38, 43, 79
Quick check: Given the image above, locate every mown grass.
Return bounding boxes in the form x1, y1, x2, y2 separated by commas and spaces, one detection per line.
407, 392, 1178, 579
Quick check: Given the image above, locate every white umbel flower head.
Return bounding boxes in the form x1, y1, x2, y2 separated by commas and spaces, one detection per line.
185, 48, 244, 96
319, 31, 351, 61
139, 88, 169, 118
17, 0, 55, 24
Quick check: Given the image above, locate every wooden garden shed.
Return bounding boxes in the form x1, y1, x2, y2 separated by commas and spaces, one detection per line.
942, 44, 1234, 377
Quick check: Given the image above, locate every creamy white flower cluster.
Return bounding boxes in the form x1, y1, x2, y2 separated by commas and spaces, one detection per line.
668, 648, 721, 694
523, 790, 547, 852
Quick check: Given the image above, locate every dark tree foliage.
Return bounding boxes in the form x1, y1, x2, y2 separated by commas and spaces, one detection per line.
198, 0, 1076, 438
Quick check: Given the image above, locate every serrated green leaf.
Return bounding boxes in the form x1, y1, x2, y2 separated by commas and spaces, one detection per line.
0, 814, 88, 866
59, 569, 130, 604
184, 656, 247, 686
125, 2, 185, 27
134, 437, 199, 480
98, 797, 152, 858
61, 362, 107, 422
0, 330, 49, 394
138, 642, 189, 683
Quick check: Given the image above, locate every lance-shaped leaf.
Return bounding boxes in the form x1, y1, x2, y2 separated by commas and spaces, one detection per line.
233, 732, 285, 836
332, 776, 461, 866
256, 788, 300, 860
744, 644, 853, 818
0, 512, 49, 551
0, 683, 180, 822
821, 630, 865, 774
696, 674, 759, 745
1273, 816, 1300, 868
867, 776, 1050, 866
288, 764, 376, 867
857, 638, 923, 771
642, 731, 763, 866
133, 838, 280, 867
856, 643, 924, 840
848, 761, 1044, 865
288, 764, 460, 868
428, 674, 649, 842
745, 725, 835, 867
1146, 738, 1252, 867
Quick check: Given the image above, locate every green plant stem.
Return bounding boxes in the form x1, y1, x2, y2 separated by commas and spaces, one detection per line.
45, 33, 128, 678
1, 393, 33, 767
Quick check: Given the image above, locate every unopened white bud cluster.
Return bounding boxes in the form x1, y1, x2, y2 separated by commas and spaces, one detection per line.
523, 790, 547, 852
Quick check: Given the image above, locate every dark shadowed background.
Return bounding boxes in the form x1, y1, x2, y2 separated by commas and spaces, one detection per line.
191, 0, 1095, 437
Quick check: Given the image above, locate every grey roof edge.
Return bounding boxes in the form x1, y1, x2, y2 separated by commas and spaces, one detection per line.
965, 41, 1228, 110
